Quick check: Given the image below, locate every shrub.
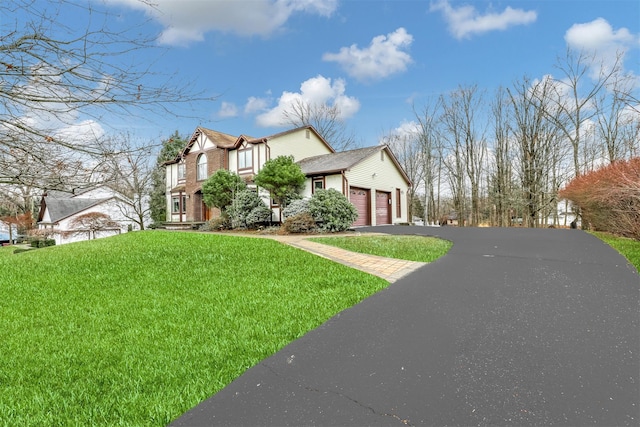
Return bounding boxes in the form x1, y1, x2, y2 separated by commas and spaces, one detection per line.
281, 198, 311, 219
13, 248, 34, 254
254, 155, 306, 210
30, 238, 55, 248
202, 170, 246, 211
560, 158, 640, 239
227, 190, 272, 229
282, 213, 317, 234
308, 189, 358, 232
199, 217, 231, 231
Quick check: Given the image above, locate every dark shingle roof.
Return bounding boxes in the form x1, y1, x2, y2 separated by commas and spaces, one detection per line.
296, 146, 382, 175
42, 197, 108, 223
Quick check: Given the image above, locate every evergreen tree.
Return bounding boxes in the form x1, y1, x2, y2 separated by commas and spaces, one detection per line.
254, 156, 306, 210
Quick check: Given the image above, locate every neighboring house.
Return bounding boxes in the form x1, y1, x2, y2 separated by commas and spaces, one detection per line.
164, 125, 411, 227
37, 186, 138, 245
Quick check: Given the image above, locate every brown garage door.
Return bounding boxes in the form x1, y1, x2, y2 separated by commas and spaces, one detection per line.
376, 191, 391, 225
350, 187, 370, 227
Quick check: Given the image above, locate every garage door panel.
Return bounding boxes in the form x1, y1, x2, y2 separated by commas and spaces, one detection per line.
350, 187, 370, 227
376, 191, 391, 225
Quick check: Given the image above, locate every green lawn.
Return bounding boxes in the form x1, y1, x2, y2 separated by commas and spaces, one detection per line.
0, 231, 393, 426
309, 234, 452, 263
591, 231, 640, 273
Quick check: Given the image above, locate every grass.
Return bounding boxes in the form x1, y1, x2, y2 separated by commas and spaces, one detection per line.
309, 234, 453, 263
0, 231, 392, 426
591, 231, 640, 273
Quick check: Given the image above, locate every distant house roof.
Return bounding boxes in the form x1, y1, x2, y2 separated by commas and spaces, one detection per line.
39, 197, 109, 224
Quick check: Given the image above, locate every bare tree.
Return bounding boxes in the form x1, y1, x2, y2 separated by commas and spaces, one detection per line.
547, 48, 622, 177
439, 92, 467, 226
594, 70, 639, 163
508, 76, 567, 227
98, 135, 156, 230
414, 99, 443, 225
488, 87, 516, 226
439, 86, 488, 226
281, 99, 357, 151
67, 212, 121, 240
1, 0, 210, 191
382, 129, 424, 222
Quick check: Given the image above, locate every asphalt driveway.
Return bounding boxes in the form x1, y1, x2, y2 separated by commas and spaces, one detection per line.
171, 227, 639, 426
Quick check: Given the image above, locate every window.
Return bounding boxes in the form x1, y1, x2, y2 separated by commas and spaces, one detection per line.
172, 195, 186, 214
313, 178, 324, 193
178, 163, 186, 180
238, 147, 253, 170
196, 154, 207, 181
396, 188, 401, 218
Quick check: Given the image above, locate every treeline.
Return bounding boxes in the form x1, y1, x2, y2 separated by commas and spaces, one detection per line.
386, 49, 639, 228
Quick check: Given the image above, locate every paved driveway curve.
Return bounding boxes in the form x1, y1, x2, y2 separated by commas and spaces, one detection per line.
171, 227, 639, 426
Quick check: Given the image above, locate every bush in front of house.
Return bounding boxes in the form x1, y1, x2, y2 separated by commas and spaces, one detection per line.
30, 238, 56, 248
199, 216, 231, 231
282, 212, 317, 234
308, 188, 358, 232
227, 189, 272, 229
281, 198, 311, 219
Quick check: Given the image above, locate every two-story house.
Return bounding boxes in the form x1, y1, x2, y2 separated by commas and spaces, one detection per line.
164, 125, 411, 227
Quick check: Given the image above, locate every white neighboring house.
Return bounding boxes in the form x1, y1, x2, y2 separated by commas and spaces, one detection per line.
164, 125, 412, 226
37, 186, 138, 245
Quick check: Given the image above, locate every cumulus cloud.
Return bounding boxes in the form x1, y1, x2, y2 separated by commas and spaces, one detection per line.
244, 96, 270, 114
217, 102, 238, 118
565, 18, 639, 76
105, 0, 338, 45
430, 0, 537, 40
255, 75, 360, 127
323, 28, 413, 82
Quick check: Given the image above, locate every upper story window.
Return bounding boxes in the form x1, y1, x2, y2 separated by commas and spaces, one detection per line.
196, 153, 207, 181
238, 147, 253, 171
177, 163, 186, 181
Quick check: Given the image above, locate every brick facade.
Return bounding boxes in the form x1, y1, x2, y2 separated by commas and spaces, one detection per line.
183, 147, 226, 221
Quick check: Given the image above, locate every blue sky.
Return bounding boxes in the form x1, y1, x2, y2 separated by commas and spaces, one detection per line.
46, 0, 640, 147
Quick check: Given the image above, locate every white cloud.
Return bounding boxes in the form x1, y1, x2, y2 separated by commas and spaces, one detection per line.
217, 102, 238, 118
54, 120, 106, 144
322, 28, 413, 82
565, 18, 639, 76
430, 0, 537, 40
105, 0, 338, 45
244, 97, 270, 114
255, 75, 360, 127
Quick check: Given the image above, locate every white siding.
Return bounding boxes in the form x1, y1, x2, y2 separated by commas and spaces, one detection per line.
268, 130, 332, 163
345, 150, 409, 225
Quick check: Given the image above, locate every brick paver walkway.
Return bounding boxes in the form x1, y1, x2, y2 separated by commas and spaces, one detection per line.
264, 234, 426, 283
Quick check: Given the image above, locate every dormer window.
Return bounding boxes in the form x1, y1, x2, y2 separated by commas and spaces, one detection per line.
238, 147, 253, 171
197, 153, 207, 181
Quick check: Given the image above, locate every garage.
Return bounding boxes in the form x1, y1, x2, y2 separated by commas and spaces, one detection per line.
350, 187, 370, 226
376, 191, 391, 225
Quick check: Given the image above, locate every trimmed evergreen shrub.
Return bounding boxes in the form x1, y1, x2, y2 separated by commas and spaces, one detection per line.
227, 189, 272, 229
282, 213, 317, 234
308, 189, 358, 232
281, 198, 311, 219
